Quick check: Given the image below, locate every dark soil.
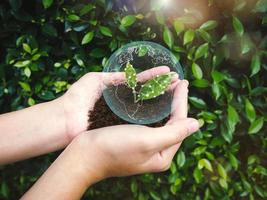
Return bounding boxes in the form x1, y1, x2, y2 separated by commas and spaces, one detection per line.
87, 96, 169, 130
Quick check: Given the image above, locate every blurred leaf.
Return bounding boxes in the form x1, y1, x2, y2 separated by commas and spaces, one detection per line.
67, 14, 80, 22
253, 0, 267, 13
183, 30, 195, 45
211, 70, 225, 83
19, 81, 31, 92
176, 151, 185, 168
81, 31, 94, 45
233, 16, 244, 36
22, 43, 31, 54
248, 117, 264, 134
193, 167, 203, 183
189, 96, 207, 109
194, 43, 209, 60
155, 12, 165, 25
163, 26, 174, 49
191, 62, 203, 79
24, 67, 31, 77
121, 15, 136, 27
42, 0, 53, 9
149, 191, 161, 200
250, 54, 261, 77
198, 158, 213, 172
245, 98, 256, 123
173, 19, 184, 35
191, 79, 210, 88
199, 20, 218, 31
99, 26, 112, 37
217, 163, 227, 179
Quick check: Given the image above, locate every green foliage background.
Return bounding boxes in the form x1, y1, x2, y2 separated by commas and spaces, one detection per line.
0, 0, 266, 199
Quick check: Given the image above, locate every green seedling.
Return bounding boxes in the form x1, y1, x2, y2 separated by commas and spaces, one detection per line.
124, 62, 175, 103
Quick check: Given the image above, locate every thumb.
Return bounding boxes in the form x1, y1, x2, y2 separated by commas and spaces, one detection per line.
151, 118, 199, 150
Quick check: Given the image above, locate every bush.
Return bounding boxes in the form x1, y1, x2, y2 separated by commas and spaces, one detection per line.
0, 0, 266, 199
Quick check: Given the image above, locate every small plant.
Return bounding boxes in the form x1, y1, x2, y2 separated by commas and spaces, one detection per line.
124, 62, 175, 103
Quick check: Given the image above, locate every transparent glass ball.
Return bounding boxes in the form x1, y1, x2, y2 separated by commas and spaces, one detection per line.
103, 41, 183, 124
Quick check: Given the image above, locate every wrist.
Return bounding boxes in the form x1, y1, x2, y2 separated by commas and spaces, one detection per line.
69, 132, 106, 187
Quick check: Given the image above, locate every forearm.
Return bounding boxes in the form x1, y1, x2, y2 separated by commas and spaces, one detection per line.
0, 98, 68, 164
21, 134, 100, 200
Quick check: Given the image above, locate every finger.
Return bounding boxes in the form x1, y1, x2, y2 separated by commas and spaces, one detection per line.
167, 80, 189, 124
101, 66, 172, 87
141, 143, 181, 173
149, 118, 199, 150
101, 72, 125, 87
137, 66, 170, 83
159, 143, 181, 162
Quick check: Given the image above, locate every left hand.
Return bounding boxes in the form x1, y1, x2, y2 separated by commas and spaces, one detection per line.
59, 66, 178, 140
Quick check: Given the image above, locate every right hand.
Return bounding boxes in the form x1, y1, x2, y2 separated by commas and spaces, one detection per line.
69, 80, 199, 185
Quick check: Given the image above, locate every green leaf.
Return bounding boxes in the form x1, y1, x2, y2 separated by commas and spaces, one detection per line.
163, 26, 174, 49
81, 31, 94, 45
14, 60, 31, 68
211, 70, 225, 83
99, 26, 112, 37
194, 43, 209, 60
250, 54, 261, 77
191, 79, 210, 88
67, 14, 80, 22
173, 19, 184, 35
248, 117, 264, 134
253, 0, 267, 13
189, 96, 207, 109
212, 82, 221, 100
192, 62, 203, 80
80, 4, 94, 16
155, 12, 165, 25
138, 73, 174, 101
149, 191, 161, 200
1, 182, 9, 198
193, 167, 203, 183
28, 97, 35, 106
245, 99, 256, 123
199, 20, 218, 31
217, 163, 227, 179
227, 104, 239, 131
176, 151, 186, 168
124, 62, 137, 89
121, 15, 136, 27
24, 67, 31, 78
19, 81, 31, 92
198, 158, 213, 172
228, 153, 238, 170
233, 16, 244, 36
23, 43, 31, 54
138, 46, 148, 57
219, 178, 228, 189
42, 0, 53, 9
183, 30, 195, 45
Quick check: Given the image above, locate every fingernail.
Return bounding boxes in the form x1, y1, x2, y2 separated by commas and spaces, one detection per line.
188, 119, 199, 133
182, 80, 189, 87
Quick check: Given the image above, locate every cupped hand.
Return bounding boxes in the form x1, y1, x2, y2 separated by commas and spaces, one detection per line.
59, 67, 177, 140
70, 80, 199, 184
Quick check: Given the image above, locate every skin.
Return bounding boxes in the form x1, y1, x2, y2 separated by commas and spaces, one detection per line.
0, 66, 173, 164
0, 67, 199, 199
21, 79, 199, 200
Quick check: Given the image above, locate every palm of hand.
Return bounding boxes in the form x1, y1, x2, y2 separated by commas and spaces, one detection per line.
61, 66, 175, 140
62, 73, 103, 139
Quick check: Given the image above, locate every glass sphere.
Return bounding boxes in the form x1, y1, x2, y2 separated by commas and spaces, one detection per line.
103, 41, 183, 124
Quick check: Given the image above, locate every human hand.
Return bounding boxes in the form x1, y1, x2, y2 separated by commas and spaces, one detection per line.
69, 79, 199, 185
59, 67, 178, 140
